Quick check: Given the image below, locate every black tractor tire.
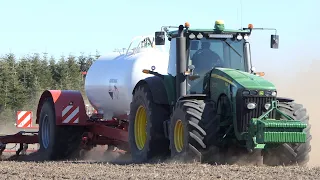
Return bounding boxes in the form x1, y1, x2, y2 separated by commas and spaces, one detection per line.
169, 99, 222, 164
38, 97, 84, 161
262, 101, 312, 166
128, 83, 170, 163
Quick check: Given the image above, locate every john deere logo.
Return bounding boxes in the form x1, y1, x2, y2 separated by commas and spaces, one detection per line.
259, 91, 264, 96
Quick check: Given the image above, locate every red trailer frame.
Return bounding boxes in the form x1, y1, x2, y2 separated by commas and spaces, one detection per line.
0, 90, 130, 157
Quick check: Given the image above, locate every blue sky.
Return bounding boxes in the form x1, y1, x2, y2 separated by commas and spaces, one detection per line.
0, 0, 319, 72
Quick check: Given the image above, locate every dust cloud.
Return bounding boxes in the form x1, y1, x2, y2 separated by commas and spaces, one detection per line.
79, 145, 132, 164
0, 124, 19, 135
263, 59, 320, 167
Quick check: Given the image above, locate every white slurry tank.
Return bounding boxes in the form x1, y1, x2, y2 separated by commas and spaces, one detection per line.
85, 35, 169, 119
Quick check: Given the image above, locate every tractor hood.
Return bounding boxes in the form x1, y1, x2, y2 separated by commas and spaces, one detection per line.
213, 68, 276, 90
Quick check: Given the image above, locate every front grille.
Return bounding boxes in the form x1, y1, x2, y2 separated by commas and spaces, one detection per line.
236, 91, 276, 133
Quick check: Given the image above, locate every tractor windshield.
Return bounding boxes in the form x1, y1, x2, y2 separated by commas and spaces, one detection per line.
187, 38, 246, 93
188, 38, 245, 74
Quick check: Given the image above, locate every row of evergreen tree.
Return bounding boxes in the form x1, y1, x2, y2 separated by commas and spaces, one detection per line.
0, 51, 100, 122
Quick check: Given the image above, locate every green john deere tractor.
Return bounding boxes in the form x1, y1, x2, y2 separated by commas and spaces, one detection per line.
128, 20, 311, 166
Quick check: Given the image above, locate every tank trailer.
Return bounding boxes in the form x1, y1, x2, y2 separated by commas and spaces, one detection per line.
0, 21, 311, 166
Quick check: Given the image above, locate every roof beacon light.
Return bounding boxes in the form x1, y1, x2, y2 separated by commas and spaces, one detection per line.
214, 20, 225, 32
185, 22, 190, 28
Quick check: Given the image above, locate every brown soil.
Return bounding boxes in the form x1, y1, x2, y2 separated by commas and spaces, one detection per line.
0, 161, 319, 180
1, 145, 320, 179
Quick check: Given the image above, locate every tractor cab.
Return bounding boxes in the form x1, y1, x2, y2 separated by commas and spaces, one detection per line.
155, 20, 279, 94
184, 32, 247, 94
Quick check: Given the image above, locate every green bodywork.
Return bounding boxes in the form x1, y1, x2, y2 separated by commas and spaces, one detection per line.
163, 74, 176, 105
161, 67, 307, 151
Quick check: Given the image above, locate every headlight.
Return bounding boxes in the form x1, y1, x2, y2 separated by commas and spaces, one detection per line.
242, 90, 250, 96
247, 103, 256, 109
264, 103, 271, 110
242, 89, 276, 96
189, 33, 195, 39
237, 34, 243, 40
250, 90, 258, 95
265, 90, 277, 97
265, 91, 271, 96
197, 33, 203, 39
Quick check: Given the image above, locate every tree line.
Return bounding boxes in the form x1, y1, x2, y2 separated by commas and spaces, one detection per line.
0, 51, 100, 124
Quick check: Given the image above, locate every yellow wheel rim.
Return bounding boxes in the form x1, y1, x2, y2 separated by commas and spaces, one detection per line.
134, 105, 148, 150
174, 119, 184, 152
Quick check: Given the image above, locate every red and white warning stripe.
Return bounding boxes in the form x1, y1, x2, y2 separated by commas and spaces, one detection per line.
62, 105, 79, 124
16, 111, 32, 128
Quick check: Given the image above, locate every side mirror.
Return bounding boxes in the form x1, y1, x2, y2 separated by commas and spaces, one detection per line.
155, 31, 165, 45
270, 34, 279, 49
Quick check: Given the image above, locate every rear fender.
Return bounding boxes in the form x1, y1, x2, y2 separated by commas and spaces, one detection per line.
36, 90, 88, 126
133, 76, 169, 105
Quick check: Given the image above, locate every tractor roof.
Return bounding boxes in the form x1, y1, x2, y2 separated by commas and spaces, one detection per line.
166, 20, 252, 39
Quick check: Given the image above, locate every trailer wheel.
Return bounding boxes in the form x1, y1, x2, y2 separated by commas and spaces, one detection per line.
169, 99, 222, 164
262, 101, 312, 166
129, 83, 170, 163
38, 98, 84, 160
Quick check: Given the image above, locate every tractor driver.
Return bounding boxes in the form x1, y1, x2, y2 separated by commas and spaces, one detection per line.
188, 41, 223, 94
191, 41, 222, 75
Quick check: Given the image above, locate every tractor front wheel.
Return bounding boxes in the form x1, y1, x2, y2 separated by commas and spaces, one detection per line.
169, 99, 221, 163
128, 83, 170, 163
262, 101, 312, 166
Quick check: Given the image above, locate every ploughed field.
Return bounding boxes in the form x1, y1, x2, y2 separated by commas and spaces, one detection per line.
0, 161, 319, 180
0, 150, 319, 180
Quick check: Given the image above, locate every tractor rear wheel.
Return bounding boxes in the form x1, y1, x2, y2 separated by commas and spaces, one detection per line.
169, 99, 222, 164
262, 101, 312, 166
38, 98, 84, 160
128, 83, 170, 163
